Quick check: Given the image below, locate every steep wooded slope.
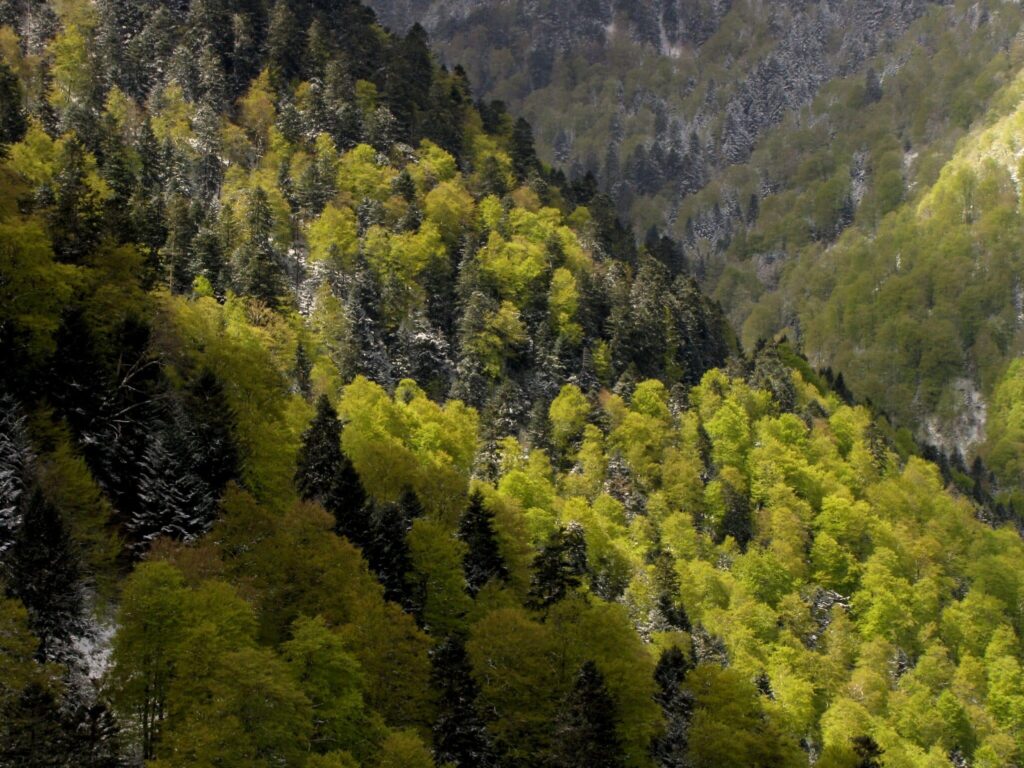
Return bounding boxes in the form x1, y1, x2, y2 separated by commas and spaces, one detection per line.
1, 1, 1024, 767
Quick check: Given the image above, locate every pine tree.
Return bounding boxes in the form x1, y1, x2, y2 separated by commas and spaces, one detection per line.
131, 414, 216, 547
295, 395, 343, 506
528, 523, 588, 610
510, 117, 538, 181
294, 395, 369, 542
182, 370, 239, 494
0, 60, 26, 153
0, 394, 33, 557
852, 735, 884, 768
430, 634, 496, 768
293, 342, 312, 400
7, 489, 83, 661
234, 187, 284, 305
456, 491, 508, 596
650, 646, 694, 768
552, 661, 626, 768
717, 480, 752, 551
364, 489, 423, 608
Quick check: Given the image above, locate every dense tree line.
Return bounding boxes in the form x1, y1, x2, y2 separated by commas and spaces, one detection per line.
1, 0, 1024, 767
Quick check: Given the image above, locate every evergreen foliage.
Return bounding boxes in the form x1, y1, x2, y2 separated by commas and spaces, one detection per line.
553, 661, 627, 768
1, 1, 1024, 766
456, 490, 507, 595
430, 634, 496, 768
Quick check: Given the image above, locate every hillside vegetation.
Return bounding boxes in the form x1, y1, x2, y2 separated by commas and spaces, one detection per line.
369, 0, 1024, 501
1, 1, 1024, 768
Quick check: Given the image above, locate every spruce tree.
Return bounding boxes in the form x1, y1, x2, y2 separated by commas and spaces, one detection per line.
0, 60, 27, 153
653, 551, 691, 633
553, 661, 626, 768
295, 395, 343, 505
510, 117, 538, 181
431, 634, 496, 767
234, 187, 284, 305
7, 489, 83, 661
364, 488, 423, 608
384, 23, 433, 141
295, 395, 369, 542
43, 139, 103, 264
527, 523, 588, 610
331, 450, 370, 547
267, 0, 303, 84
182, 370, 239, 495
132, 415, 215, 547
852, 735, 884, 768
750, 342, 796, 413
0, 682, 68, 766
717, 480, 752, 551
651, 646, 694, 768
0, 394, 33, 557
293, 342, 312, 400
456, 491, 508, 596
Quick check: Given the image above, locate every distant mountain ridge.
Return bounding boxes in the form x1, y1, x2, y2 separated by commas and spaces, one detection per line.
368, 0, 1024, 488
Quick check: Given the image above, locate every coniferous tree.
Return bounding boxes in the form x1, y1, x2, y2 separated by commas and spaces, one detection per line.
293, 342, 312, 400
0, 394, 33, 557
0, 60, 27, 153
384, 23, 433, 141
234, 187, 284, 305
182, 370, 239, 495
295, 395, 369, 542
528, 522, 588, 610
553, 661, 626, 768
456, 491, 508, 596
267, 0, 303, 84
161, 194, 198, 293
653, 551, 691, 633
852, 735, 884, 768
131, 413, 216, 547
331, 449, 370, 546
1, 682, 69, 767
189, 222, 227, 296
864, 67, 883, 104
750, 342, 796, 413
431, 634, 496, 768
7, 489, 83, 660
42, 140, 103, 264
717, 480, 752, 551
295, 395, 343, 505
365, 488, 423, 608
651, 646, 694, 768
510, 117, 538, 181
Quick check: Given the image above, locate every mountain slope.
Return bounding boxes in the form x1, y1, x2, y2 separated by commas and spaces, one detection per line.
368, 0, 1024, 483
1, 0, 1024, 767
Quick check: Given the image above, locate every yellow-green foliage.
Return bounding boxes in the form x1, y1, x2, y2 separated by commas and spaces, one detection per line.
338, 377, 478, 516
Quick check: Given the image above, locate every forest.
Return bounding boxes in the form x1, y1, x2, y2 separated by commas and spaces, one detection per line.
2, 0, 1024, 766
369, 0, 1024, 512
